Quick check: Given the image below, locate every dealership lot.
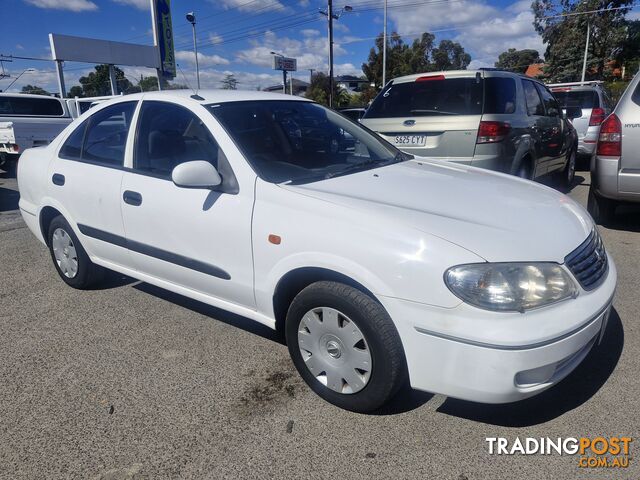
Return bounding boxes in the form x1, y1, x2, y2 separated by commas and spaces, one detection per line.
0, 171, 638, 479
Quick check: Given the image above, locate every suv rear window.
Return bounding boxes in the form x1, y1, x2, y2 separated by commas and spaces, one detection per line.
0, 96, 64, 116
364, 77, 483, 118
551, 90, 599, 109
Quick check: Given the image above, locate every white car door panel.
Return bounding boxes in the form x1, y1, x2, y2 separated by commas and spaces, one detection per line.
120, 100, 255, 308
49, 101, 137, 266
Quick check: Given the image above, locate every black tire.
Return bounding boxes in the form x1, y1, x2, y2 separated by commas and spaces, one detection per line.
285, 281, 407, 413
587, 186, 616, 226
558, 149, 576, 191
515, 157, 532, 180
47, 215, 104, 289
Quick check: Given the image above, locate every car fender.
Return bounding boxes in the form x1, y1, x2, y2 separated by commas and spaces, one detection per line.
509, 135, 535, 175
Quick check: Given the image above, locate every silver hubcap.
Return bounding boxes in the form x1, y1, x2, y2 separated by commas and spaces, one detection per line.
298, 307, 372, 394
52, 228, 78, 279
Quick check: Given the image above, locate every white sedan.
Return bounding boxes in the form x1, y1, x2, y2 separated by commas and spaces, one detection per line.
17, 90, 616, 412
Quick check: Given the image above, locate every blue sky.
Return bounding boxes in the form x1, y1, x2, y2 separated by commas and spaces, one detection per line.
1, 0, 638, 93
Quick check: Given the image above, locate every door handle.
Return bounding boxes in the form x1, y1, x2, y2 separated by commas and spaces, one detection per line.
123, 190, 142, 206
52, 173, 65, 186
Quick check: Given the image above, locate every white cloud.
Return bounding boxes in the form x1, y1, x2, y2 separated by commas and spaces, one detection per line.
209, 33, 223, 45
301, 29, 320, 37
176, 50, 230, 67
390, 0, 544, 67
626, 10, 640, 20
210, 0, 285, 12
334, 22, 350, 33
15, 44, 24, 50
24, 0, 98, 12
111, 0, 148, 9
298, 0, 310, 6
236, 30, 359, 75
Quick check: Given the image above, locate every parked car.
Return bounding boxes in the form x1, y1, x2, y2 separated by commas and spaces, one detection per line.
360, 69, 579, 188
549, 81, 612, 160
588, 73, 640, 224
66, 95, 118, 119
0, 93, 72, 173
338, 107, 366, 122
18, 91, 616, 412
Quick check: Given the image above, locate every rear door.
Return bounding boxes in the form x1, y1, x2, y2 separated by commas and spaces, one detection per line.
361, 72, 483, 162
521, 79, 550, 176
535, 83, 565, 172
618, 81, 640, 193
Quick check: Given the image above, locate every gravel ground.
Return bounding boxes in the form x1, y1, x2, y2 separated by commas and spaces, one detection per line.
0, 168, 638, 479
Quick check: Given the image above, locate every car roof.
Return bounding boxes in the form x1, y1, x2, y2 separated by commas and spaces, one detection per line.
0, 92, 64, 101
100, 89, 312, 105
388, 69, 524, 84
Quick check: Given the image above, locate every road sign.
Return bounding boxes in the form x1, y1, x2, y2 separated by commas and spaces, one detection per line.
273, 56, 297, 72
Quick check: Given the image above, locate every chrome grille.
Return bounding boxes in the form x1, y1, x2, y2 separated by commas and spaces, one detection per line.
564, 230, 608, 290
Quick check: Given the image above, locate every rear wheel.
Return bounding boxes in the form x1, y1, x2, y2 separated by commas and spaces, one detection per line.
47, 215, 104, 289
516, 158, 532, 180
587, 186, 616, 225
286, 281, 407, 412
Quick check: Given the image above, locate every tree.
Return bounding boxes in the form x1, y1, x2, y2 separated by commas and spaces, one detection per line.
221, 74, 238, 90
362, 32, 471, 88
70, 64, 133, 97
20, 85, 50, 95
533, 0, 633, 82
432, 40, 472, 71
495, 48, 542, 73
615, 19, 640, 79
305, 72, 351, 107
68, 85, 84, 98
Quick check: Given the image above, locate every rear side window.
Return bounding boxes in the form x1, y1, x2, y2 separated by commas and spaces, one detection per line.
59, 101, 136, 166
364, 77, 483, 118
484, 77, 516, 114
536, 84, 561, 117
522, 80, 544, 116
631, 83, 640, 107
551, 90, 599, 109
0, 96, 64, 116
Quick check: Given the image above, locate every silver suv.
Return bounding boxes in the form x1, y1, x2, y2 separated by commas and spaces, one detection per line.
360, 69, 578, 187
589, 73, 640, 224
549, 82, 612, 159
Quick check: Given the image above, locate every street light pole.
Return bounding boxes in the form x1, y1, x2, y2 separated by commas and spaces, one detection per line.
328, 0, 335, 107
382, 0, 387, 88
186, 12, 200, 90
581, 21, 590, 83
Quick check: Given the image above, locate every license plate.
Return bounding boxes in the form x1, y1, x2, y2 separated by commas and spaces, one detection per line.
394, 135, 427, 146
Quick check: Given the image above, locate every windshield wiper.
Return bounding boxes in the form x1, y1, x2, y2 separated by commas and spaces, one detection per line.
409, 109, 458, 115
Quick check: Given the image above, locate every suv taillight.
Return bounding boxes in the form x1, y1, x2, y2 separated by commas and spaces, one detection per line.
476, 121, 510, 144
596, 113, 622, 156
589, 107, 606, 126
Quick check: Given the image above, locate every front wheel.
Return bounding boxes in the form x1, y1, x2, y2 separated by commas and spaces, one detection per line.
286, 281, 407, 412
47, 215, 104, 289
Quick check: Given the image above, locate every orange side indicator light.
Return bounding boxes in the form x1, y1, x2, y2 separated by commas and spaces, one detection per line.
268, 234, 281, 245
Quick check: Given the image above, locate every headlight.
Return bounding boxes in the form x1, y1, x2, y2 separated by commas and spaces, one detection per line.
445, 263, 578, 312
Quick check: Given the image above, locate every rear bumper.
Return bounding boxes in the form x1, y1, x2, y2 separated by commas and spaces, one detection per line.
577, 138, 596, 155
593, 155, 640, 202
380, 256, 617, 403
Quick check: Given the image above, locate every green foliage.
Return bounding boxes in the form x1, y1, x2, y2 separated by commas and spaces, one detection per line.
68, 85, 84, 98
495, 48, 542, 73
20, 85, 50, 95
305, 72, 351, 107
362, 32, 471, 88
604, 80, 630, 104
532, 0, 633, 82
221, 74, 238, 90
68, 64, 133, 97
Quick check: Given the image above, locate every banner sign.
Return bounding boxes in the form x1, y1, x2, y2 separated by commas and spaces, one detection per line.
273, 56, 297, 72
152, 0, 176, 79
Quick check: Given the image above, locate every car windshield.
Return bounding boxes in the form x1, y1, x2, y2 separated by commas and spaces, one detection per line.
208, 100, 407, 184
551, 90, 599, 109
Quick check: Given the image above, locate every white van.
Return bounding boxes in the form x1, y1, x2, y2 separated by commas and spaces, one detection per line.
0, 93, 72, 172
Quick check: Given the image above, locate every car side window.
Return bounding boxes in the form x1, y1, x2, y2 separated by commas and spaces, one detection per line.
522, 80, 544, 116
60, 101, 137, 166
134, 101, 220, 178
535, 84, 561, 117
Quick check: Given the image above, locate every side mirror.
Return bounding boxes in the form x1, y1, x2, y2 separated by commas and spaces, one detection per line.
562, 107, 583, 120
172, 161, 222, 189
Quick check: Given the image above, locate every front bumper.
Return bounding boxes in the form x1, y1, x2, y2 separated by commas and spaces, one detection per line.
380, 254, 617, 403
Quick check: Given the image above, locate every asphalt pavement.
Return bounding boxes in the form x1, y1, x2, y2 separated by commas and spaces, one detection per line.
0, 168, 638, 479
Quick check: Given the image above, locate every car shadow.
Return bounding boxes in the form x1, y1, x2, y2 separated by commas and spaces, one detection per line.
606, 204, 640, 233
91, 270, 139, 290
133, 282, 284, 344
435, 307, 624, 427
0, 186, 20, 212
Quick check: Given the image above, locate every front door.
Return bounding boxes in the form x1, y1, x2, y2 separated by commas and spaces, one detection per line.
536, 83, 565, 173
119, 100, 255, 309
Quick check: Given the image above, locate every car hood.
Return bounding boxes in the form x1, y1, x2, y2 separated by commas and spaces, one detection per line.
281, 159, 593, 263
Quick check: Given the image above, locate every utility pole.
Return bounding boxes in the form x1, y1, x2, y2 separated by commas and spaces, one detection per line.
327, 0, 335, 107
309, 68, 314, 83
581, 21, 590, 83
382, 0, 387, 88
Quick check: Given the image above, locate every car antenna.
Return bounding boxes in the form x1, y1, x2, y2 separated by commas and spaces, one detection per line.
176, 63, 204, 101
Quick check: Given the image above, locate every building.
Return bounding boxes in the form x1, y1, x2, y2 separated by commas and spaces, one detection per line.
263, 78, 309, 96
335, 75, 369, 94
